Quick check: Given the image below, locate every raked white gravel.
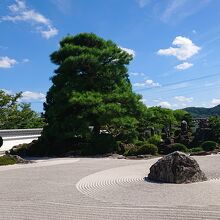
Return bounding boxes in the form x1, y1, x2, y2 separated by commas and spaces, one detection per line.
0, 155, 219, 219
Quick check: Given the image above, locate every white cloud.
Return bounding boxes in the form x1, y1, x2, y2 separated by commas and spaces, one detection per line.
40, 26, 58, 39
137, 0, 151, 8
160, 0, 211, 23
167, 82, 189, 90
158, 101, 172, 109
119, 46, 136, 57
211, 98, 220, 106
153, 99, 162, 102
8, 0, 26, 12
0, 56, 30, 68
192, 30, 197, 34
0, 56, 17, 68
175, 96, 193, 102
145, 79, 161, 88
130, 72, 145, 76
161, 0, 188, 22
51, 0, 72, 14
133, 82, 145, 87
1, 89, 45, 102
134, 79, 161, 88
22, 58, 29, 63
175, 62, 193, 70
2, 0, 58, 39
21, 91, 46, 102
157, 36, 200, 61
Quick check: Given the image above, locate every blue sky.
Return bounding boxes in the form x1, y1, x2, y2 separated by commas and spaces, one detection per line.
1, 0, 220, 112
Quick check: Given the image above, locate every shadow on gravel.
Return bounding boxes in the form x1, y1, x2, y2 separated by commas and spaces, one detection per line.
143, 177, 166, 184
24, 157, 59, 161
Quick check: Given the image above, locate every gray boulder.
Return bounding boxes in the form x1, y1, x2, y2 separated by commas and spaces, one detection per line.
148, 151, 207, 184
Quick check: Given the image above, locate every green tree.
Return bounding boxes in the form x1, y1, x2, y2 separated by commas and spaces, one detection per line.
209, 116, 220, 142
41, 33, 145, 154
173, 109, 192, 126
145, 107, 176, 131
0, 90, 45, 129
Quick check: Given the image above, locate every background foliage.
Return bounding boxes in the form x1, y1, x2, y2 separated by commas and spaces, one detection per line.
0, 90, 44, 129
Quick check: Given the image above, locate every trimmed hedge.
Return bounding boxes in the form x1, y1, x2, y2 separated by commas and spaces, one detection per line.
200, 141, 217, 151
138, 143, 158, 155
170, 143, 188, 153
124, 141, 158, 156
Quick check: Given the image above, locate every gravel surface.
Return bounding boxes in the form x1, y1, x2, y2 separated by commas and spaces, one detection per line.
0, 155, 220, 219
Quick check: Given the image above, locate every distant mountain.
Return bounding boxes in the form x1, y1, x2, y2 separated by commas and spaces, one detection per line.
183, 105, 220, 118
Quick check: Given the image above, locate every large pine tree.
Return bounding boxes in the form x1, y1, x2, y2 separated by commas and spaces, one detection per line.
40, 33, 145, 155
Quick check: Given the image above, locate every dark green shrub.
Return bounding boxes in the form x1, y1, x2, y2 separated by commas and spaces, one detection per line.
10, 139, 51, 157
138, 143, 158, 155
83, 134, 117, 155
147, 135, 161, 146
12, 134, 117, 156
170, 143, 188, 153
124, 141, 158, 156
200, 141, 217, 151
135, 140, 145, 147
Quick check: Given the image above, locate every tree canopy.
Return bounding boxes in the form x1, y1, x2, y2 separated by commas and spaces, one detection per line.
0, 90, 44, 129
40, 33, 146, 154
209, 116, 220, 142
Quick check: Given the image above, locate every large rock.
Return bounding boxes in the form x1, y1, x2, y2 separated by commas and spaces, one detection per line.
148, 151, 207, 184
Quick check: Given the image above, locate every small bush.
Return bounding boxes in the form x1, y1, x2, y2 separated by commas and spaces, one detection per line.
200, 141, 217, 151
170, 143, 188, 153
147, 135, 161, 146
0, 155, 17, 166
138, 143, 158, 155
124, 141, 158, 156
